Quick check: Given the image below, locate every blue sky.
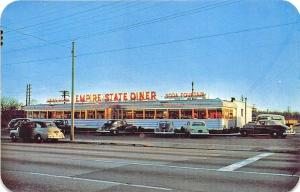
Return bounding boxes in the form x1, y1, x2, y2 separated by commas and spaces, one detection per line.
1, 0, 300, 111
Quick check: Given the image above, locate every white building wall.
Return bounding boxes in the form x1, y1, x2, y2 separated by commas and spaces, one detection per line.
233, 100, 252, 127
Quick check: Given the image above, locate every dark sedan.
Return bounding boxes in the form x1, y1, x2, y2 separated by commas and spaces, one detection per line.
240, 120, 295, 138
96, 120, 137, 135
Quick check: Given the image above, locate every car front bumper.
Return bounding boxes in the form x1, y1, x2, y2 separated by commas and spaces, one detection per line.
283, 130, 296, 135
190, 132, 209, 135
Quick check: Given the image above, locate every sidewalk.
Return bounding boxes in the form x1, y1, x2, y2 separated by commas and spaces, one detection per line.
1, 134, 299, 154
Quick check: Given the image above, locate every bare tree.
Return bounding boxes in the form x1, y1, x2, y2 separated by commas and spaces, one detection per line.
1, 97, 23, 111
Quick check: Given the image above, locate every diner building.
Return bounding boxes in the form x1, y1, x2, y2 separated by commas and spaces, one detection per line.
23, 91, 253, 130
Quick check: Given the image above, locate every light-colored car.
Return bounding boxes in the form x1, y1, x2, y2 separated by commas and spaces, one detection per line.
10, 120, 65, 142
184, 121, 209, 136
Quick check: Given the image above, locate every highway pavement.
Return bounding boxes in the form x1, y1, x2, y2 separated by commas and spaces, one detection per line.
1, 133, 300, 192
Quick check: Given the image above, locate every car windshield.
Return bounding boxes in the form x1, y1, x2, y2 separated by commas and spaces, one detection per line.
44, 122, 57, 127
192, 122, 205, 126
159, 122, 170, 128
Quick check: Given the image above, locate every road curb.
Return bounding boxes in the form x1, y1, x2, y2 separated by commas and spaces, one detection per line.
58, 139, 299, 154
2, 137, 299, 154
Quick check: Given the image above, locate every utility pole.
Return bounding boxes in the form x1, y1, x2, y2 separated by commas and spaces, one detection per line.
28, 84, 32, 105
60, 90, 70, 104
244, 97, 247, 125
191, 81, 194, 100
70, 42, 75, 141
0, 29, 3, 47
26, 84, 28, 106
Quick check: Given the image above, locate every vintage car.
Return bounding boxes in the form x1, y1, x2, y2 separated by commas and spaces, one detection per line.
96, 120, 137, 135
10, 120, 65, 142
240, 120, 295, 138
183, 120, 209, 136
53, 119, 76, 134
154, 121, 179, 135
8, 118, 31, 130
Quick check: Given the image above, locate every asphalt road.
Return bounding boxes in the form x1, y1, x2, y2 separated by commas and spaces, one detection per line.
1, 133, 300, 192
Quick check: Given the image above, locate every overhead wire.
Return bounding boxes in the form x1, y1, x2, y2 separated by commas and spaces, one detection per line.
4, 1, 121, 33
3, 1, 154, 53
3, 21, 299, 66
1, 26, 70, 49
3, 0, 238, 53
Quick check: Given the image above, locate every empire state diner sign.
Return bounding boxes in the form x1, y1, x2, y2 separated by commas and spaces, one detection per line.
47, 91, 157, 103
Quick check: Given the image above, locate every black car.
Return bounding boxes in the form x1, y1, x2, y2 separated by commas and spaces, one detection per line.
96, 120, 137, 135
8, 118, 31, 130
240, 120, 294, 138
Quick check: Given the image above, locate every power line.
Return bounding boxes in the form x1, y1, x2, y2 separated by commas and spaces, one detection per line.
22, 1, 146, 38
3, 21, 299, 66
3, 1, 151, 49
1, 26, 70, 49
76, 21, 300, 57
3, 0, 238, 53
4, 2, 120, 33
74, 0, 236, 41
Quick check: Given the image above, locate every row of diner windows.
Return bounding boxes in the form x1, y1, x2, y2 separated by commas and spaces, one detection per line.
27, 108, 235, 120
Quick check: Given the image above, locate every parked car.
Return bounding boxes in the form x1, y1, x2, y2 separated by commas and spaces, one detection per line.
183, 120, 209, 136
240, 120, 295, 138
96, 120, 137, 135
53, 119, 75, 134
154, 121, 178, 135
8, 118, 31, 130
10, 120, 65, 142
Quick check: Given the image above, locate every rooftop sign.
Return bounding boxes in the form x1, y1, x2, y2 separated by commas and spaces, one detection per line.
164, 92, 206, 99
75, 91, 157, 103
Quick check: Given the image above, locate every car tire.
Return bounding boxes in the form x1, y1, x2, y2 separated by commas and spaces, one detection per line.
35, 135, 43, 143
240, 130, 248, 137
270, 132, 279, 138
111, 130, 118, 136
280, 135, 287, 139
11, 134, 17, 142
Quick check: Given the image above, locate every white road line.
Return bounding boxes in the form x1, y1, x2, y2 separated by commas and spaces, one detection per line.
4, 153, 300, 178
4, 170, 173, 191
218, 152, 274, 171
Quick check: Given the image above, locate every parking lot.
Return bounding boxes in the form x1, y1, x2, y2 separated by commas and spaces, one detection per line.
1, 129, 300, 192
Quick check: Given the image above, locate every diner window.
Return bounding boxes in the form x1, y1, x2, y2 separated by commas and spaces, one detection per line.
196, 109, 207, 119
64, 111, 71, 119
112, 109, 122, 119
96, 111, 104, 119
123, 110, 133, 119
81, 111, 86, 119
145, 110, 155, 119
40, 112, 47, 119
223, 109, 229, 119
75, 112, 81, 119
33, 111, 39, 118
181, 109, 192, 119
229, 109, 234, 119
48, 111, 55, 119
27, 111, 33, 118
169, 110, 179, 119
156, 110, 167, 119
208, 109, 222, 119
133, 110, 144, 119
87, 110, 95, 119
56, 111, 64, 119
